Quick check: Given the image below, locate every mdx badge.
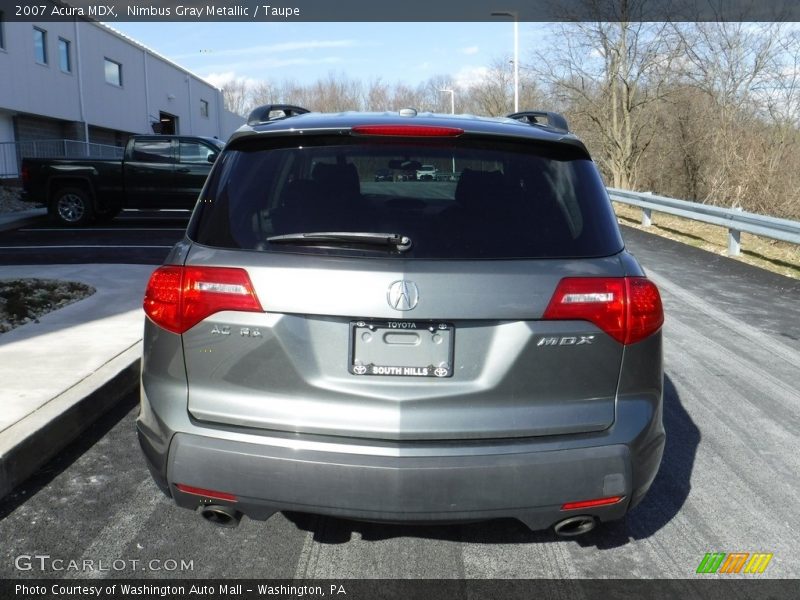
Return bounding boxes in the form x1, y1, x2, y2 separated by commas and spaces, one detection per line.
537, 335, 596, 347
387, 280, 419, 311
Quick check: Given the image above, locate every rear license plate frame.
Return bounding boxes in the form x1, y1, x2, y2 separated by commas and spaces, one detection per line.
349, 320, 454, 378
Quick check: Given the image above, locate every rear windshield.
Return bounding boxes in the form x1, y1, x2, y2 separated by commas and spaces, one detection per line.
189, 136, 623, 259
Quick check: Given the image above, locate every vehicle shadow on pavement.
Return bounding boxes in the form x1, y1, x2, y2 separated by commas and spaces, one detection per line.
284, 375, 700, 549
577, 374, 700, 549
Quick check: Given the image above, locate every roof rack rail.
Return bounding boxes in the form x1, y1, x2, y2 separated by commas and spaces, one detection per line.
507, 111, 569, 133
247, 104, 311, 126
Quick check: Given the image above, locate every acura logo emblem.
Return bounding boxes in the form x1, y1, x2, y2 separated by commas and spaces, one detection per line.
387, 280, 419, 311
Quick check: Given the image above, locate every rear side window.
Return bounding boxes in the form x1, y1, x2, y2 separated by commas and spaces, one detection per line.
190, 137, 623, 259
131, 140, 173, 163
179, 141, 217, 164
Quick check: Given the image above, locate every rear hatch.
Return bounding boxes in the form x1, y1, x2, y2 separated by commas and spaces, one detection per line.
178, 129, 628, 441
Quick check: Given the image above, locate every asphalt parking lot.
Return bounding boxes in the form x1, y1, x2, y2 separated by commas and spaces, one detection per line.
0, 210, 189, 265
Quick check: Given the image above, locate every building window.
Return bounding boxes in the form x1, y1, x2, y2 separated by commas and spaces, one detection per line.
34, 28, 47, 64
200, 99, 209, 118
58, 38, 71, 73
0, 12, 6, 51
104, 58, 122, 86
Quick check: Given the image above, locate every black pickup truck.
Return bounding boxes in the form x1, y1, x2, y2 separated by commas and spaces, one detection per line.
22, 135, 224, 226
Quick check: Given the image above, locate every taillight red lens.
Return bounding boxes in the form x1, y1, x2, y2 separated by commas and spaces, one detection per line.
21, 164, 30, 185
543, 277, 663, 345
625, 277, 664, 345
351, 125, 464, 137
143, 266, 262, 334
543, 278, 627, 342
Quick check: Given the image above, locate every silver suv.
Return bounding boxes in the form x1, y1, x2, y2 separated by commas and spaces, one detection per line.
138, 106, 665, 536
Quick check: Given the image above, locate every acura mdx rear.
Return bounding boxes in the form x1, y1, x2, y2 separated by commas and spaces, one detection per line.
138, 106, 665, 535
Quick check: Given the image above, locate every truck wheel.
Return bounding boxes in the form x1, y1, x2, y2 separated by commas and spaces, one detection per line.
50, 187, 94, 226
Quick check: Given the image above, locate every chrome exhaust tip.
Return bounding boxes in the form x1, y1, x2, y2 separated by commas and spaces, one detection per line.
553, 515, 596, 537
198, 504, 242, 528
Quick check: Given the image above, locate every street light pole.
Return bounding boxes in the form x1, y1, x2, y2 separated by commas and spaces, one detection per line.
491, 11, 519, 113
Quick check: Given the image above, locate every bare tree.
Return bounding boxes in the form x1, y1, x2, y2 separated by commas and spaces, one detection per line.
389, 82, 425, 111
221, 78, 252, 116
305, 72, 364, 112
468, 57, 516, 116
532, 6, 683, 189
364, 78, 391, 111
249, 80, 280, 107
673, 22, 791, 209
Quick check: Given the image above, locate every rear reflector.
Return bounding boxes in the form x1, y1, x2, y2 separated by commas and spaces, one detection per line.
175, 484, 237, 503
561, 496, 623, 511
144, 265, 263, 334
543, 277, 663, 345
351, 125, 464, 137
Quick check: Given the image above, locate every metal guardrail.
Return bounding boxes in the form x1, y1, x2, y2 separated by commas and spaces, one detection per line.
607, 187, 800, 256
0, 139, 124, 178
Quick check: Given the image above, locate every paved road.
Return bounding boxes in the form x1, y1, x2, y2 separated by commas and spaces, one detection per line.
0, 211, 188, 265
0, 224, 798, 582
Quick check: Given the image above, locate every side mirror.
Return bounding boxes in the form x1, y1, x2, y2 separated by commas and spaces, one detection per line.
207, 153, 218, 164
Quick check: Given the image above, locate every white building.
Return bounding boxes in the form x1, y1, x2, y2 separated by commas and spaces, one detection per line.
0, 15, 244, 177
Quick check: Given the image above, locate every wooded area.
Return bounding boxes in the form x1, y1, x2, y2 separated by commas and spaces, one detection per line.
221, 21, 800, 220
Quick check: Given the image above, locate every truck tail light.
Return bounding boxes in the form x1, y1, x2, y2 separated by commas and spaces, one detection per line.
144, 266, 263, 334
543, 277, 663, 345
21, 164, 30, 186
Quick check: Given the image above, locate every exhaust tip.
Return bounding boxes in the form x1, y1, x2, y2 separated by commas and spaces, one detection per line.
199, 505, 242, 528
553, 515, 596, 537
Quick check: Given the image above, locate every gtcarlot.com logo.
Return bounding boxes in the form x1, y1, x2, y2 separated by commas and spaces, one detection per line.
696, 552, 773, 574
14, 554, 194, 573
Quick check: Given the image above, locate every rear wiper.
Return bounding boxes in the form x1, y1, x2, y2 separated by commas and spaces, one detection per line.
267, 232, 412, 252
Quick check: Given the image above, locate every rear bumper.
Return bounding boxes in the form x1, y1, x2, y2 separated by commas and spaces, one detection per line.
163, 433, 634, 530
138, 397, 663, 531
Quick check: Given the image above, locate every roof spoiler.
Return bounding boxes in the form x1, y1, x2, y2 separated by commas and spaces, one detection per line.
507, 111, 569, 133
247, 104, 311, 126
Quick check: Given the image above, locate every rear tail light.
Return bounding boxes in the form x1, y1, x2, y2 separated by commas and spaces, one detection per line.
144, 266, 263, 334
561, 496, 624, 510
351, 125, 464, 137
543, 277, 663, 345
21, 164, 30, 186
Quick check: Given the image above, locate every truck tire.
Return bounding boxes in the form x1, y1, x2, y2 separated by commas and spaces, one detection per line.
50, 187, 94, 226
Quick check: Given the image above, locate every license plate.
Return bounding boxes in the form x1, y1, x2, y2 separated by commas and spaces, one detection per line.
349, 320, 454, 378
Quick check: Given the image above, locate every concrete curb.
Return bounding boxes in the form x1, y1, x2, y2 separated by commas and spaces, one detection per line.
0, 208, 47, 232
0, 343, 141, 499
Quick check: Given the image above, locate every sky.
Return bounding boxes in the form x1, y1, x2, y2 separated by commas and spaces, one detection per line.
110, 22, 551, 90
